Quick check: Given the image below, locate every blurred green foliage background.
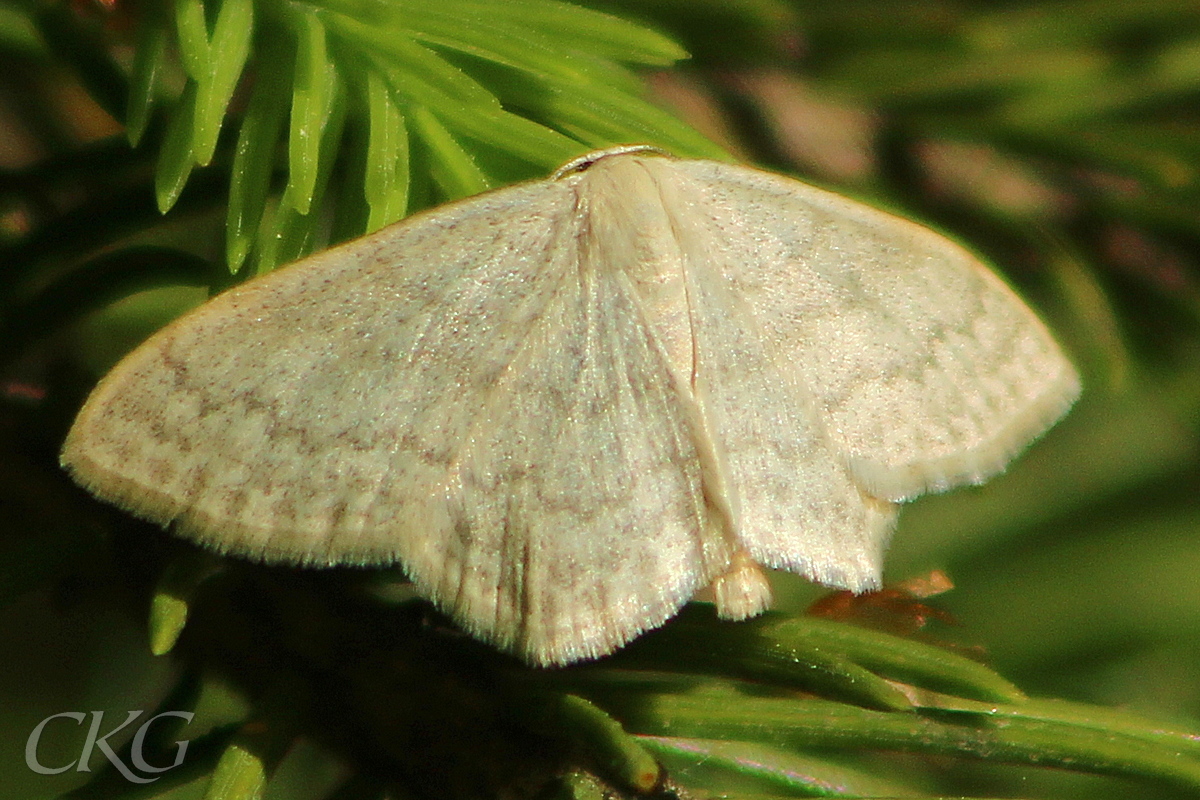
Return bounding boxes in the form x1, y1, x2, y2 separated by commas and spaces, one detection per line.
1, 0, 1199, 798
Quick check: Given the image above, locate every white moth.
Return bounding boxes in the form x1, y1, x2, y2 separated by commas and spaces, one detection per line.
61, 146, 1079, 666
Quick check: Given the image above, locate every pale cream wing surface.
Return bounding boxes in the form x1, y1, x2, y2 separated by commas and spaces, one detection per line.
61, 181, 581, 565
643, 162, 897, 592
432, 242, 726, 664
62, 170, 725, 665
664, 159, 1080, 502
